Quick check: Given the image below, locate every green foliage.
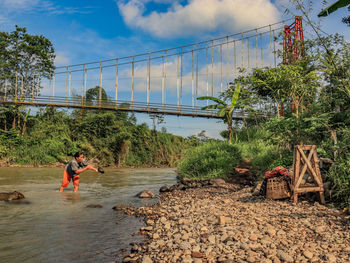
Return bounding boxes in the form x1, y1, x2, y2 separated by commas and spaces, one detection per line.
0, 26, 55, 98
198, 83, 241, 144
229, 127, 292, 178
326, 156, 350, 207
177, 141, 242, 180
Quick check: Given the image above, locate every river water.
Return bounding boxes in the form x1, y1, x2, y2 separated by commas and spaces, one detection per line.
0, 167, 177, 263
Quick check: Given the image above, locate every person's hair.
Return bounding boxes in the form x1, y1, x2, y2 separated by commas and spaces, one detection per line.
74, 152, 84, 158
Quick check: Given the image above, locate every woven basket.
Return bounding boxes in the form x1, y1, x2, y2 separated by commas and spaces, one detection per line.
265, 176, 291, 199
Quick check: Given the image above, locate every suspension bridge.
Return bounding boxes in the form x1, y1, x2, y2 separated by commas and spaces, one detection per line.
0, 18, 297, 119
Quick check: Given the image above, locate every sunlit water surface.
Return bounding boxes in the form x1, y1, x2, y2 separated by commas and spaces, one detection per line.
0, 167, 177, 263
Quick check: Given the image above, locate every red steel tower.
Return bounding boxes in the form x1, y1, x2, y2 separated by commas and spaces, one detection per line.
283, 16, 304, 64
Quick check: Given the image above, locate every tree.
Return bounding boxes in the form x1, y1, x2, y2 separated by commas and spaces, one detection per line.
0, 26, 55, 99
0, 26, 55, 130
85, 86, 108, 105
198, 83, 241, 144
149, 111, 165, 132
248, 62, 319, 118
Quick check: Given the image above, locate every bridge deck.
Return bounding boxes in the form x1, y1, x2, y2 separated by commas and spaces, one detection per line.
0, 95, 251, 119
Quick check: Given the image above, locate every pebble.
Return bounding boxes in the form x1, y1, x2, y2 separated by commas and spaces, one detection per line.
118, 182, 350, 262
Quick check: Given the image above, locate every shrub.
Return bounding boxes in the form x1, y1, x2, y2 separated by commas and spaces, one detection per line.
326, 156, 350, 208
177, 141, 242, 180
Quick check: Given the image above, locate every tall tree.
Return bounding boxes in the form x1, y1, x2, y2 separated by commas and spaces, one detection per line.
0, 26, 55, 130
0, 26, 55, 99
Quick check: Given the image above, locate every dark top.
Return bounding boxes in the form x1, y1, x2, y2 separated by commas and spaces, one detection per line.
65, 158, 88, 177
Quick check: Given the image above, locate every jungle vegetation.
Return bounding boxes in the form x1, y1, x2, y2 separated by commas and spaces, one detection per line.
1, 2, 350, 208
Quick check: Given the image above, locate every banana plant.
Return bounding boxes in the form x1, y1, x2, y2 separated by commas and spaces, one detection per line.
197, 83, 241, 144
318, 0, 350, 17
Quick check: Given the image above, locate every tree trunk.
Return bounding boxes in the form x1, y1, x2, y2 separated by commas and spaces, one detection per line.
330, 130, 338, 160
12, 116, 16, 129
228, 123, 232, 145
21, 121, 27, 137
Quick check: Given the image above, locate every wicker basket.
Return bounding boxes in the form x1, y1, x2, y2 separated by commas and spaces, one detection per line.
265, 176, 291, 199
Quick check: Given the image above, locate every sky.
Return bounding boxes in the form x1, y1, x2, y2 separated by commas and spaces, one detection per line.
0, 0, 349, 139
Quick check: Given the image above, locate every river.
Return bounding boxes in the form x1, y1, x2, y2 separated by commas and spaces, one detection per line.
0, 167, 177, 263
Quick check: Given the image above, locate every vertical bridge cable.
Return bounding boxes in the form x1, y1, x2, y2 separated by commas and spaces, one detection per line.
162, 54, 165, 107
269, 25, 272, 67
241, 33, 244, 68
226, 36, 229, 90
52, 73, 55, 104
247, 38, 250, 69
191, 50, 194, 109
32, 71, 35, 103
36, 73, 40, 103
233, 40, 236, 79
180, 46, 183, 112
256, 29, 258, 68
176, 52, 179, 108
131, 56, 134, 108
82, 64, 85, 106
49, 73, 52, 104
115, 58, 118, 109
68, 71, 71, 105
164, 50, 167, 108
195, 43, 198, 111
260, 33, 264, 67
220, 44, 223, 94
147, 53, 151, 109
211, 40, 214, 98
15, 72, 18, 102
65, 66, 68, 105
206, 46, 209, 107
20, 76, 24, 101
99, 61, 102, 107
273, 30, 276, 67
84, 65, 87, 106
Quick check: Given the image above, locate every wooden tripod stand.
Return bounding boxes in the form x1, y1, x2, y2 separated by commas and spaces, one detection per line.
291, 145, 325, 204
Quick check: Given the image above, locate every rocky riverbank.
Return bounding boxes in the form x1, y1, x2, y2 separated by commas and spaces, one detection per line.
118, 179, 350, 263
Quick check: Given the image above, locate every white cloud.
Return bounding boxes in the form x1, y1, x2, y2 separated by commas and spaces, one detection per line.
117, 0, 281, 38
0, 0, 40, 10
0, 0, 92, 15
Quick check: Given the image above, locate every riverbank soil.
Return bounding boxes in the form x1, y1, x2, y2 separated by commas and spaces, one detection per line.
121, 182, 350, 263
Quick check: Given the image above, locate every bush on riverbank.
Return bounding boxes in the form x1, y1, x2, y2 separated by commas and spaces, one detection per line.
0, 107, 189, 167
177, 141, 242, 180
230, 127, 293, 178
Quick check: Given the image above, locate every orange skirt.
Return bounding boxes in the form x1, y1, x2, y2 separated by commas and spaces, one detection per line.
61, 170, 79, 188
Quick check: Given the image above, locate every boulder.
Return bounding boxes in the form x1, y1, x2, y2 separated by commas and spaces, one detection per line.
0, 191, 25, 201
159, 184, 171, 193
136, 190, 155, 198
209, 178, 226, 186
86, 204, 103, 208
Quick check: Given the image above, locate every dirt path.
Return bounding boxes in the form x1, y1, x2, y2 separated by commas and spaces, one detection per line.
119, 182, 350, 263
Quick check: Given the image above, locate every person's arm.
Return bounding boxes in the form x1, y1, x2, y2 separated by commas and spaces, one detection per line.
76, 165, 98, 174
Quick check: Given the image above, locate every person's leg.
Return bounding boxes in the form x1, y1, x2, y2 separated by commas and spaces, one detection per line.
59, 170, 71, 192
72, 175, 80, 192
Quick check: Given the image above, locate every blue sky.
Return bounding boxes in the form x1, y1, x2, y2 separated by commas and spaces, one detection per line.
0, 0, 349, 139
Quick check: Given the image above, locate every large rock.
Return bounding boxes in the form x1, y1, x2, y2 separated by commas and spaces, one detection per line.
0, 191, 25, 201
209, 178, 226, 186
86, 204, 103, 208
159, 184, 171, 193
136, 190, 155, 198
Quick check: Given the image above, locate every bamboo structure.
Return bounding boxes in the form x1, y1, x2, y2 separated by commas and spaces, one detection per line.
292, 145, 325, 204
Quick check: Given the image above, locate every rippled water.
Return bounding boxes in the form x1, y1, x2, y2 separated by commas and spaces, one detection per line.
0, 167, 177, 263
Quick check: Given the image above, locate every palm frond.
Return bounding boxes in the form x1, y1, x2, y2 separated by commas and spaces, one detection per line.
197, 96, 225, 105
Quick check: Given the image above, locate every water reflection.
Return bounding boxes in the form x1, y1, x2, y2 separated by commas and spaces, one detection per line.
59, 192, 80, 202
0, 167, 177, 263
